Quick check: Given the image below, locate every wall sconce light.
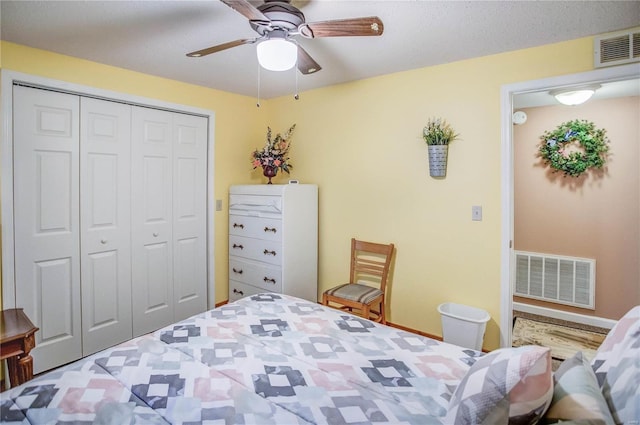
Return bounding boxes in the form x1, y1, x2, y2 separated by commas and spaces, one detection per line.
256, 31, 297, 71
550, 84, 601, 106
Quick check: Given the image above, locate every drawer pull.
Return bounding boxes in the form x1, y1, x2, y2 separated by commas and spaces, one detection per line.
263, 277, 276, 284
233, 223, 244, 229
263, 249, 277, 256
233, 244, 244, 250
232, 268, 243, 274
233, 288, 244, 296
264, 227, 277, 233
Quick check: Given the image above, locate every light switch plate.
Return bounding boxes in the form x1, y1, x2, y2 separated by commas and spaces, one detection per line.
472, 205, 482, 221
216, 199, 223, 211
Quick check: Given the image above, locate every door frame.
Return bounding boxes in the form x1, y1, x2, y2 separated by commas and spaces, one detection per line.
499, 62, 640, 347
1, 70, 217, 310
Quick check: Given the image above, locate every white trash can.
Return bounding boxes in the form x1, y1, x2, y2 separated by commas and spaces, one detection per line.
438, 302, 490, 351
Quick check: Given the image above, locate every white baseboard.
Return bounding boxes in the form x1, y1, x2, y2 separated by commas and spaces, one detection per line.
513, 302, 617, 330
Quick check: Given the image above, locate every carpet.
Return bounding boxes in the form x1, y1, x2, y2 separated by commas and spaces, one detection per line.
512, 316, 607, 363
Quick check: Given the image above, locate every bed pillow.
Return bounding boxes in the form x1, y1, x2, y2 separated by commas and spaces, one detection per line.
445, 345, 553, 424
543, 351, 614, 424
590, 305, 640, 425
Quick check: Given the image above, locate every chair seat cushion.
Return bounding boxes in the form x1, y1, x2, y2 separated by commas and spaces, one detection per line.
325, 283, 383, 304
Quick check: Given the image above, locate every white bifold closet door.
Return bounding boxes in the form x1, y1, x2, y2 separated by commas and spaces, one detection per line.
171, 112, 208, 323
131, 107, 207, 337
80, 98, 133, 356
13, 86, 208, 373
13, 86, 83, 373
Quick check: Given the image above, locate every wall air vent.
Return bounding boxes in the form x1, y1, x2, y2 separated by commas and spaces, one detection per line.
594, 27, 640, 68
514, 251, 595, 309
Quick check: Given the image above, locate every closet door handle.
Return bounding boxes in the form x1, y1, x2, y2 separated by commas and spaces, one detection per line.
263, 277, 276, 284
233, 223, 244, 229
264, 227, 277, 233
153, 232, 159, 237
263, 249, 276, 256
233, 288, 244, 296
233, 244, 244, 250
100, 239, 107, 244
232, 268, 243, 274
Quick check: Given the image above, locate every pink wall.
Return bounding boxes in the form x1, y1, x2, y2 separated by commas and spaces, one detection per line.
513, 96, 639, 320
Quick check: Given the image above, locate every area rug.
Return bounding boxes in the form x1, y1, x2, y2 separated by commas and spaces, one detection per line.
512, 316, 607, 363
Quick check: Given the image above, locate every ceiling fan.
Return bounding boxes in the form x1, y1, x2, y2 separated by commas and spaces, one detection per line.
186, 0, 384, 74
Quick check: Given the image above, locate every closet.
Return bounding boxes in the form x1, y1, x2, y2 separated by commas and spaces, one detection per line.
12, 85, 209, 374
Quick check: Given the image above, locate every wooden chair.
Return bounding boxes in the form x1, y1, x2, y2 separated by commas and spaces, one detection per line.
322, 238, 395, 324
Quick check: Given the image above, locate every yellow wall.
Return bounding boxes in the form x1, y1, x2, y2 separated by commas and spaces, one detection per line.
263, 37, 593, 349
1, 37, 594, 350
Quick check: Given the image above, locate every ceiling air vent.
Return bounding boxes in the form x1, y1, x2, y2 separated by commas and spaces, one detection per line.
594, 27, 640, 68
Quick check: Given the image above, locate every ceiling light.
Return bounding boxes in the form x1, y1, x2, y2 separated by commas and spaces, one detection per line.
256, 37, 297, 71
550, 84, 601, 106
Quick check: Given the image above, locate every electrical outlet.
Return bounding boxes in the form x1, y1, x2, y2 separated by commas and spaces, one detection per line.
216, 199, 223, 211
472, 205, 482, 221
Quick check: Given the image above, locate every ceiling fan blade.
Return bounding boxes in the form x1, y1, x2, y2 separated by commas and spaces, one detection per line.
186, 38, 256, 57
299, 16, 383, 38
297, 45, 321, 75
220, 0, 269, 23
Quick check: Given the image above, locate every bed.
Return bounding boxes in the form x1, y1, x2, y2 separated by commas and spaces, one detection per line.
1, 293, 638, 424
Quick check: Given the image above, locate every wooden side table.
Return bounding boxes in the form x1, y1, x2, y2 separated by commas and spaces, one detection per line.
0, 308, 39, 388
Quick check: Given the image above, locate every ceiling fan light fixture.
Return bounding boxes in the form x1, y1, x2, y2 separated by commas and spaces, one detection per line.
550, 84, 601, 105
256, 38, 297, 71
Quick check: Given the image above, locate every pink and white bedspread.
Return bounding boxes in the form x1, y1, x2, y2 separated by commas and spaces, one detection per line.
1, 293, 483, 424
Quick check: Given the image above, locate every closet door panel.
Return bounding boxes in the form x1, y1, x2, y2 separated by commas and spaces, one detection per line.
173, 114, 208, 321
80, 98, 132, 355
131, 107, 174, 336
13, 86, 82, 374
143, 242, 172, 307
38, 258, 74, 339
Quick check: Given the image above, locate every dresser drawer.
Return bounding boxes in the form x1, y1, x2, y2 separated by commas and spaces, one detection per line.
229, 259, 282, 293
229, 215, 282, 242
229, 280, 265, 302
229, 194, 282, 214
229, 235, 281, 266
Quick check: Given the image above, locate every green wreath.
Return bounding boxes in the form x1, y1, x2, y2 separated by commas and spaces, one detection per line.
539, 119, 609, 177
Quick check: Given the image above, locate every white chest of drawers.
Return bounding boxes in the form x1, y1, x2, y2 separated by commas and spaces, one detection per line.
228, 184, 318, 303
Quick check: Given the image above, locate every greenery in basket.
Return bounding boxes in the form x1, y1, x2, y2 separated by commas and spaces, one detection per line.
539, 119, 609, 177
251, 124, 296, 173
422, 118, 460, 145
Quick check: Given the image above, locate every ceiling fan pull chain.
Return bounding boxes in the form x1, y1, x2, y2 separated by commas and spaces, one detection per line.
256, 62, 261, 108
294, 59, 300, 101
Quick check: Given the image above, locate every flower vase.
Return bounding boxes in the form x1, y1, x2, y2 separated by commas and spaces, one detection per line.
428, 145, 448, 177
262, 165, 277, 184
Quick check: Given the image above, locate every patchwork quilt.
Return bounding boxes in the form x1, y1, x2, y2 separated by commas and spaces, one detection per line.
1, 293, 483, 424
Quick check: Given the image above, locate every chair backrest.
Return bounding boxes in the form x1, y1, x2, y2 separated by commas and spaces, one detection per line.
349, 238, 395, 292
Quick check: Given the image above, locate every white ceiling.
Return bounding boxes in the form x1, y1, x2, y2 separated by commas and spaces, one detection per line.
2, 1, 639, 99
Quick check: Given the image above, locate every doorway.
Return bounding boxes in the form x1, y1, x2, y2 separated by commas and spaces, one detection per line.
499, 63, 640, 348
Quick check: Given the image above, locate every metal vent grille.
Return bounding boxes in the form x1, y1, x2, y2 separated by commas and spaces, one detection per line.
514, 251, 595, 309
595, 27, 640, 68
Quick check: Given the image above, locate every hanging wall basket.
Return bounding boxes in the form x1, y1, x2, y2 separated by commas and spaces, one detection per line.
428, 145, 449, 177
423, 117, 459, 178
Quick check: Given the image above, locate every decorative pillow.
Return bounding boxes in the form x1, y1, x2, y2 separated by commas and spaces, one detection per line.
543, 351, 614, 424
590, 305, 640, 425
445, 345, 553, 424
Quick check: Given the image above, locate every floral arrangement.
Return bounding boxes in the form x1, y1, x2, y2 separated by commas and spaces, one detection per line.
251, 124, 296, 174
539, 119, 609, 177
422, 117, 460, 145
